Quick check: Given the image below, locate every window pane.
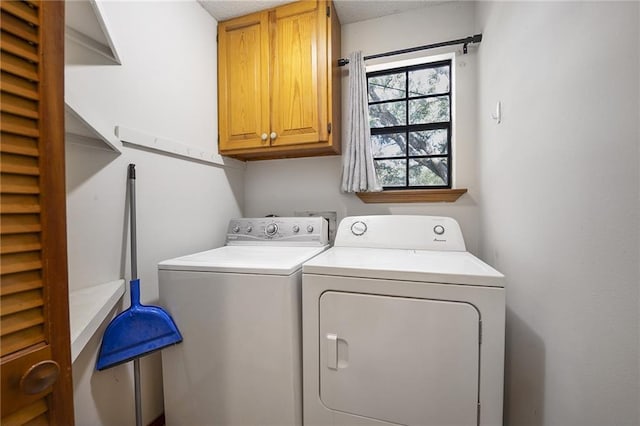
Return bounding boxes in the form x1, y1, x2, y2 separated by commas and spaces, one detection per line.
369, 101, 406, 128
372, 133, 406, 157
368, 73, 406, 102
408, 66, 450, 96
409, 158, 448, 186
409, 96, 449, 124
374, 159, 406, 187
408, 129, 448, 155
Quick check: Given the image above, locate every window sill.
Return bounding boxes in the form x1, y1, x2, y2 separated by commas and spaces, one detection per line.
356, 188, 467, 203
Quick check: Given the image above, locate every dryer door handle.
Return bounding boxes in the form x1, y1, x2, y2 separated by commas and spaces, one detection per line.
326, 333, 338, 370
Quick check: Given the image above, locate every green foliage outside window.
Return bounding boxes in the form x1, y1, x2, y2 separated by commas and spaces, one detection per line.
367, 60, 452, 188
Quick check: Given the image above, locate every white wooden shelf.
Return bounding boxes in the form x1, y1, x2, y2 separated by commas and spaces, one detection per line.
64, 0, 121, 152
64, 100, 122, 154
65, 0, 121, 64
69, 279, 125, 363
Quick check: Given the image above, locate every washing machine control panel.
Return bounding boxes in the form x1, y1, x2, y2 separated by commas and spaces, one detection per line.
226, 217, 329, 246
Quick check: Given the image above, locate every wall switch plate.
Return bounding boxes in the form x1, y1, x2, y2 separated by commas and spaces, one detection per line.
295, 211, 337, 244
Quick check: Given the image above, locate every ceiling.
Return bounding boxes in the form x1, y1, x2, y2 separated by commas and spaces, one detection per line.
198, 1, 443, 25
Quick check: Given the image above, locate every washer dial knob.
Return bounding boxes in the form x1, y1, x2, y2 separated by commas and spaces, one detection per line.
292, 225, 300, 233
232, 225, 240, 233
306, 225, 314, 233
246, 226, 253, 233
351, 221, 367, 236
265, 223, 278, 236
433, 225, 445, 235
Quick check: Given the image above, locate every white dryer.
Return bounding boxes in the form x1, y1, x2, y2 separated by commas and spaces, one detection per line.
158, 217, 328, 426
302, 215, 505, 426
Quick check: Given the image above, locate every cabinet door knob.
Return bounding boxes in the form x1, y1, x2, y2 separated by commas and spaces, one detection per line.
270, 132, 277, 140
261, 133, 268, 141
20, 360, 60, 395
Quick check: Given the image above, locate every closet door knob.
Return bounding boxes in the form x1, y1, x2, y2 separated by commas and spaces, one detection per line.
270, 132, 277, 140
261, 133, 268, 141
20, 360, 60, 395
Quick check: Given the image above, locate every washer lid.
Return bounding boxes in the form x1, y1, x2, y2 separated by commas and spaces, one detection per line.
158, 245, 328, 275
303, 247, 504, 287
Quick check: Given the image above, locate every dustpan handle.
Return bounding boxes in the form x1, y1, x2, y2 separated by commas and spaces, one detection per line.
130, 279, 141, 307
128, 164, 144, 426
128, 164, 138, 281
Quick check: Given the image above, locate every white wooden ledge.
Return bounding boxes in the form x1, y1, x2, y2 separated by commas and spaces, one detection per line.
69, 279, 125, 363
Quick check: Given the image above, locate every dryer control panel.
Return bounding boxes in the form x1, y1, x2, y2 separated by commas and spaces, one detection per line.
226, 217, 329, 246
335, 215, 466, 251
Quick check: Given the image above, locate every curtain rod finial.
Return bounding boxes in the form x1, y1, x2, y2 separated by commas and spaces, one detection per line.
338, 58, 349, 67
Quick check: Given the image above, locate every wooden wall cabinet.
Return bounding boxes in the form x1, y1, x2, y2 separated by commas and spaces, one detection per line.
218, 0, 341, 160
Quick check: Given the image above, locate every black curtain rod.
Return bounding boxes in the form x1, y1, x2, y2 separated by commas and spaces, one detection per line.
337, 33, 482, 67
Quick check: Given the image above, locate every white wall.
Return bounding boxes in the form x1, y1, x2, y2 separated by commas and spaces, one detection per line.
476, 2, 640, 425
64, 2, 640, 425
65, 2, 244, 424
244, 2, 482, 253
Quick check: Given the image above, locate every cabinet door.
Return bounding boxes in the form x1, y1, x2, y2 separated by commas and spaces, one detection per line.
271, 0, 328, 147
218, 11, 270, 151
1, 1, 74, 424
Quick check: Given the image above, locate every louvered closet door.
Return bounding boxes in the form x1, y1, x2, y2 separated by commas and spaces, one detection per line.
1, 1, 73, 425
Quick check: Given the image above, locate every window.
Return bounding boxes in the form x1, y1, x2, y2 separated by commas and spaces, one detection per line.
367, 59, 452, 189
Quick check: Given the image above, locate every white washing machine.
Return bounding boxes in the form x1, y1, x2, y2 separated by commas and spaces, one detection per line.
158, 217, 328, 426
302, 215, 505, 426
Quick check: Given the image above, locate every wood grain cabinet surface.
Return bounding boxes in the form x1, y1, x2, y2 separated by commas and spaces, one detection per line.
218, 0, 341, 160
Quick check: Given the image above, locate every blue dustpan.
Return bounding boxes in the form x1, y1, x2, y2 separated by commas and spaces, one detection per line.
96, 164, 182, 425
96, 278, 182, 370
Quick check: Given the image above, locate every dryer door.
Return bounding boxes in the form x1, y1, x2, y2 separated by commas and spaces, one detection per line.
319, 291, 480, 426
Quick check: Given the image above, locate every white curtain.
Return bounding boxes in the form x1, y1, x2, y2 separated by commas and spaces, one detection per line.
341, 51, 382, 193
